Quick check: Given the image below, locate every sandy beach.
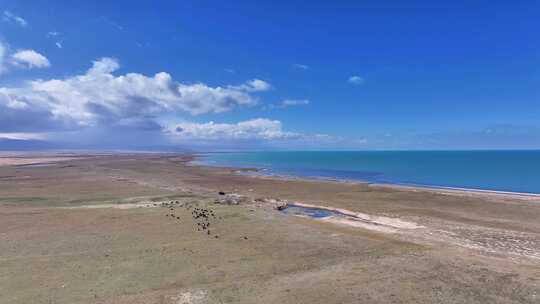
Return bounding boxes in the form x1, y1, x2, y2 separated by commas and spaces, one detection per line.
0, 153, 539, 303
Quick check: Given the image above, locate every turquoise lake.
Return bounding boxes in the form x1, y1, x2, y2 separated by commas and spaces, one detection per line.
197, 151, 540, 194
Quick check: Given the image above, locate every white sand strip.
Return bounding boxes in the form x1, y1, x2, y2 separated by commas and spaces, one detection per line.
292, 202, 424, 230
321, 216, 399, 233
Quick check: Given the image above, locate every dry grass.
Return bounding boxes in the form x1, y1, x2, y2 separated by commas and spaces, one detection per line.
0, 154, 539, 303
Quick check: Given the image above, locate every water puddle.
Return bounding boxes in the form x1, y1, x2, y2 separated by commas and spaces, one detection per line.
279, 204, 335, 218
279, 202, 423, 233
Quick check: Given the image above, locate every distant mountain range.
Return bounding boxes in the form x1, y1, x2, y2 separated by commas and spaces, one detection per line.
0, 138, 196, 152
0, 138, 60, 151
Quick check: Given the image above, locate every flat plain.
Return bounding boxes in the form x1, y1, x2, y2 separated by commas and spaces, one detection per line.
0, 153, 539, 304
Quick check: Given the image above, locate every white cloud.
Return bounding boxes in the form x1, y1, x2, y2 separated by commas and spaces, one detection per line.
229, 78, 272, 92
281, 99, 310, 107
2, 11, 27, 27
45, 32, 63, 49
348, 75, 365, 85
266, 99, 310, 110
292, 63, 309, 70
11, 49, 51, 69
169, 118, 301, 141
94, 16, 124, 31
87, 57, 119, 74
0, 57, 270, 132
166, 118, 344, 149
0, 42, 50, 73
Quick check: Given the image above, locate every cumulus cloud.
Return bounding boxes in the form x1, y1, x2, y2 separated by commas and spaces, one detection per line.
0, 41, 50, 73
164, 118, 352, 149
167, 118, 342, 149
348, 75, 365, 85
2, 11, 27, 27
169, 118, 302, 141
87, 57, 119, 74
11, 49, 51, 69
0, 57, 270, 132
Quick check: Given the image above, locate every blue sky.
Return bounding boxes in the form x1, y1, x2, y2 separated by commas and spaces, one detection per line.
0, 1, 539, 150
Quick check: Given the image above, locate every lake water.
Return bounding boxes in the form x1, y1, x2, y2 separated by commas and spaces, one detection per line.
197, 151, 540, 194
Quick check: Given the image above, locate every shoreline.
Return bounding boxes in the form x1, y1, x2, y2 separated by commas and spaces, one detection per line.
186, 154, 540, 261
1, 151, 538, 201
372, 183, 540, 201
191, 155, 540, 202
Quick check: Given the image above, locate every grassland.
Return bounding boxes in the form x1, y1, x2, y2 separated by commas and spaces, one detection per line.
0, 154, 539, 303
